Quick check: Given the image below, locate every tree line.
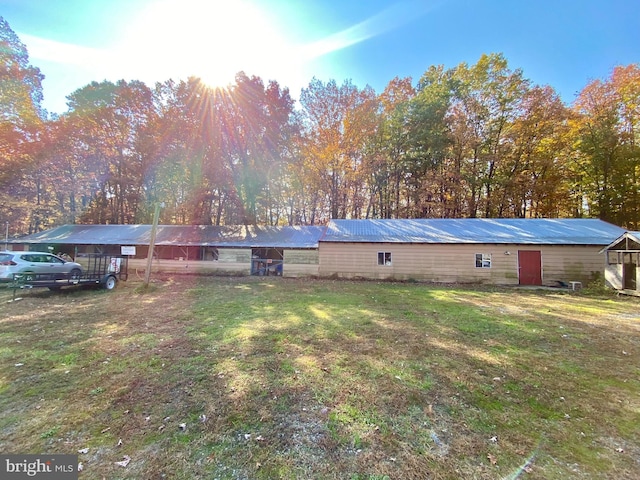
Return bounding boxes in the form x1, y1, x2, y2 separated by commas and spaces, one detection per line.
1, 17, 639, 236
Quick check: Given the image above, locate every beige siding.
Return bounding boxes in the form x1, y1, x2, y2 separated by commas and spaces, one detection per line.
283, 264, 319, 277
604, 251, 640, 291
319, 243, 605, 285
540, 245, 605, 285
129, 258, 250, 275
284, 249, 318, 264
127, 248, 318, 277
218, 248, 251, 263
605, 264, 624, 289
128, 248, 252, 275
283, 249, 319, 277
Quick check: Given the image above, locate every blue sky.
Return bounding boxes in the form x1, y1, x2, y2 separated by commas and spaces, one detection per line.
1, 0, 638, 114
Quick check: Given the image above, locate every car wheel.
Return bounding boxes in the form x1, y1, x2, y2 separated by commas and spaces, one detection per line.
70, 268, 82, 281
24, 272, 35, 282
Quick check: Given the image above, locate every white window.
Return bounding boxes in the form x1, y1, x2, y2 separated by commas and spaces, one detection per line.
378, 252, 392, 266
475, 253, 491, 268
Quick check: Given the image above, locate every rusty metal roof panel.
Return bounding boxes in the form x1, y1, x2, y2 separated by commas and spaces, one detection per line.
322, 219, 625, 245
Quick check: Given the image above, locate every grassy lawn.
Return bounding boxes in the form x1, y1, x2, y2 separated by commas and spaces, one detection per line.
0, 276, 639, 479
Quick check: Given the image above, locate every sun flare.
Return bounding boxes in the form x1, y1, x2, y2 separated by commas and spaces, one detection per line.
120, 0, 291, 88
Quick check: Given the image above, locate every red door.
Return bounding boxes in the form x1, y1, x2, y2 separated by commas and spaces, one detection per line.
518, 250, 542, 285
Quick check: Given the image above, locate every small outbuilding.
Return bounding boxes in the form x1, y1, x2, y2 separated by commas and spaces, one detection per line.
319, 218, 626, 286
602, 231, 640, 295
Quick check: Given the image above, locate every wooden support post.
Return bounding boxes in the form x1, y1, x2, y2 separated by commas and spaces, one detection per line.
144, 203, 161, 286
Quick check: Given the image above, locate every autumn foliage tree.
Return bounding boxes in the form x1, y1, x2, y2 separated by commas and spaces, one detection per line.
149, 74, 296, 226
379, 54, 573, 220
571, 65, 640, 228
1, 15, 639, 234
0, 16, 45, 233
298, 78, 378, 221
366, 76, 415, 218
59, 80, 157, 224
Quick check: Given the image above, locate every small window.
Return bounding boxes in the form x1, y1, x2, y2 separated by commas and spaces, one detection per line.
377, 252, 392, 266
475, 253, 491, 268
607, 251, 620, 265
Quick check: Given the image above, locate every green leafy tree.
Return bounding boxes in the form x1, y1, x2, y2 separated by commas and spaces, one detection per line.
449, 53, 528, 217
150, 74, 296, 226
496, 85, 572, 217
64, 80, 156, 224
150, 78, 232, 225
366, 76, 415, 218
571, 65, 640, 228
406, 66, 453, 217
223, 73, 296, 225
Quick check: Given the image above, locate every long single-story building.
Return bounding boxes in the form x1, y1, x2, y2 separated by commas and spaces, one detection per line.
9, 218, 627, 285
602, 231, 640, 295
318, 218, 626, 285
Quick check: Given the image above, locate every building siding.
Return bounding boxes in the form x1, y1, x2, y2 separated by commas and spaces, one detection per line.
126, 248, 319, 277
218, 248, 252, 263
604, 253, 640, 293
284, 249, 319, 265
129, 258, 250, 275
602, 233, 640, 293
283, 250, 319, 277
605, 264, 624, 290
319, 243, 605, 284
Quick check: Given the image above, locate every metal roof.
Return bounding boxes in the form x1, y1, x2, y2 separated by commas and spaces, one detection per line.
12, 219, 626, 248
322, 219, 626, 245
13, 225, 326, 249
601, 231, 640, 251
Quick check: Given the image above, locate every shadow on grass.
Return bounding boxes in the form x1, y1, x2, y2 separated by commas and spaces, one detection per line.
0, 277, 638, 479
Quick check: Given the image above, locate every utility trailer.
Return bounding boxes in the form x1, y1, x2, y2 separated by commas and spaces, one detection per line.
10, 254, 128, 294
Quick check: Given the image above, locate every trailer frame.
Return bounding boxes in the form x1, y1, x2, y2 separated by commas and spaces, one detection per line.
8, 253, 128, 297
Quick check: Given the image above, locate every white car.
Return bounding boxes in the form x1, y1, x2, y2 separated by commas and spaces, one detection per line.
0, 251, 83, 282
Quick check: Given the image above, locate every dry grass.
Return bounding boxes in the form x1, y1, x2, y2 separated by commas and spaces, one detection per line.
0, 276, 638, 479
